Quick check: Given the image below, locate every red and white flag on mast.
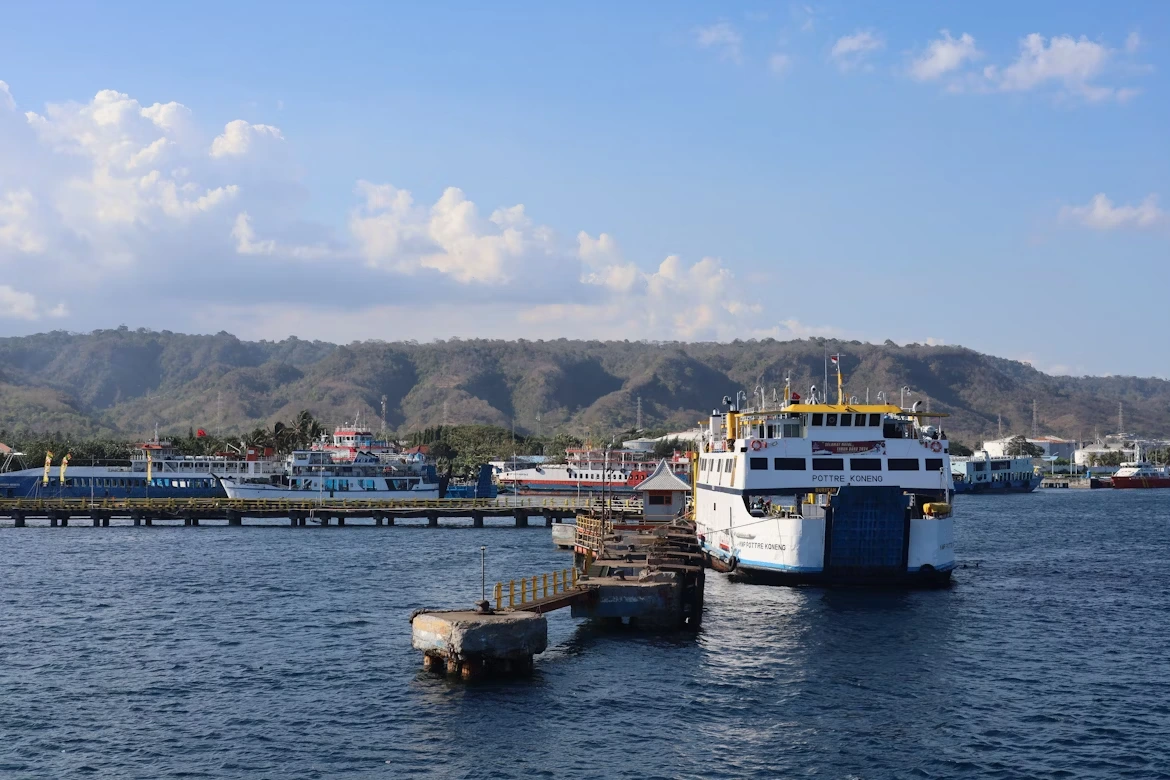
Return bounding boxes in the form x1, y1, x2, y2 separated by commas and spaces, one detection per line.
830, 354, 840, 365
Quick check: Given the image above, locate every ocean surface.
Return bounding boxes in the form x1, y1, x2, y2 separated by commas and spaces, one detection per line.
3, 489, 1169, 779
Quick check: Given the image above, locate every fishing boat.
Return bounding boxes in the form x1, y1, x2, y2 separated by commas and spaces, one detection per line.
695, 359, 955, 586
217, 449, 440, 500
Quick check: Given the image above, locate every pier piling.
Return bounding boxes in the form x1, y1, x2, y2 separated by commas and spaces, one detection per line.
427, 511, 438, 527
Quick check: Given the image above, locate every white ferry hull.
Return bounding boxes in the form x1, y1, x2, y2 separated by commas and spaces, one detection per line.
697, 485, 954, 586
222, 483, 440, 501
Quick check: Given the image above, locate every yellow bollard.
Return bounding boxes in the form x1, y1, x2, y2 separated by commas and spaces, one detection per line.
543, 573, 549, 598
553, 570, 559, 594
532, 575, 539, 600
520, 579, 527, 604
494, 582, 502, 611
509, 580, 515, 608
571, 567, 578, 587
563, 568, 570, 590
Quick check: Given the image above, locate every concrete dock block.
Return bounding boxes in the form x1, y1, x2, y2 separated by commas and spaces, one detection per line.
411, 610, 547, 661
570, 575, 681, 628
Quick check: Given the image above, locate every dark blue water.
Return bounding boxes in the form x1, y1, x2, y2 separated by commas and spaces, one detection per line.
3, 490, 1169, 779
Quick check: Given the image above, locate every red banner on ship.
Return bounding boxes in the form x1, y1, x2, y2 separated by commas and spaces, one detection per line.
811, 440, 886, 456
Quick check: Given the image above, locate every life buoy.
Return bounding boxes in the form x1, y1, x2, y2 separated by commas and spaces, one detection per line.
750, 440, 763, 451
931, 441, 943, 453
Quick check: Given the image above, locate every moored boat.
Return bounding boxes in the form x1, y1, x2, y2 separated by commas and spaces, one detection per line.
495, 448, 691, 495
1110, 461, 1170, 489
695, 361, 955, 587
951, 453, 1041, 494
219, 450, 440, 501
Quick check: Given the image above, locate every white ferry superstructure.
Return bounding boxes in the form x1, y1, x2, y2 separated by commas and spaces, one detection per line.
218, 450, 440, 501
696, 369, 955, 586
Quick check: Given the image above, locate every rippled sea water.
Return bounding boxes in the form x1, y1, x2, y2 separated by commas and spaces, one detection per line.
3, 490, 1170, 779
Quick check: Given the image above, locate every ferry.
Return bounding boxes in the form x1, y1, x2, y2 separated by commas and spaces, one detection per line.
218, 449, 440, 501
951, 453, 1041, 493
0, 439, 279, 499
496, 448, 692, 495
695, 363, 955, 587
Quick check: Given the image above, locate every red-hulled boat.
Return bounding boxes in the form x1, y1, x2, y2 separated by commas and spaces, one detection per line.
1110, 460, 1170, 489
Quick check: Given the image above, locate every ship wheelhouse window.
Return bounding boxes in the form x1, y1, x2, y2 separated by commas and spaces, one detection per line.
850, 458, 882, 471
869, 414, 881, 426
812, 458, 844, 471
775, 458, 806, 470
783, 422, 802, 438
888, 459, 921, 471
826, 414, 838, 426
925, 458, 945, 471
839, 414, 852, 427
749, 457, 768, 470
811, 413, 824, 426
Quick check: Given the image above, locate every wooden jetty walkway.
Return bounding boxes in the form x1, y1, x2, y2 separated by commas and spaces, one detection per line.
0, 496, 642, 528
411, 510, 704, 680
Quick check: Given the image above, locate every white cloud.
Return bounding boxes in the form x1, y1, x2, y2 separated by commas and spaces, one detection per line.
985, 34, 1133, 102
769, 53, 792, 76
232, 212, 277, 255
1124, 31, 1141, 54
350, 181, 555, 283
695, 22, 743, 64
210, 119, 284, 158
0, 77, 790, 343
0, 80, 14, 111
1060, 193, 1164, 230
0, 285, 46, 320
0, 190, 47, 254
831, 30, 884, 71
910, 30, 980, 81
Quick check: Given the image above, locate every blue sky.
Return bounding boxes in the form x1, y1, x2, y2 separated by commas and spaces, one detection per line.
0, 1, 1167, 376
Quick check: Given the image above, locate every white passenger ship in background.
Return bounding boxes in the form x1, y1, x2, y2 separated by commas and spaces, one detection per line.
218, 450, 440, 501
696, 363, 955, 586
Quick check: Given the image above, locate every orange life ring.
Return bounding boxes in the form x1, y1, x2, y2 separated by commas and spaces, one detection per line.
750, 440, 763, 451
931, 441, 943, 453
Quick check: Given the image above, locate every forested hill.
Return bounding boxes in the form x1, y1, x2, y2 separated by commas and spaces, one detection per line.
0, 328, 1166, 444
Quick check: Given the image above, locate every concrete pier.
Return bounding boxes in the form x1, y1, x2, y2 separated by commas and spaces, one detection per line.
412, 609, 547, 681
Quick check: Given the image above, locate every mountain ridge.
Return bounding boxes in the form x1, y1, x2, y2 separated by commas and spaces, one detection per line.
0, 327, 1165, 444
